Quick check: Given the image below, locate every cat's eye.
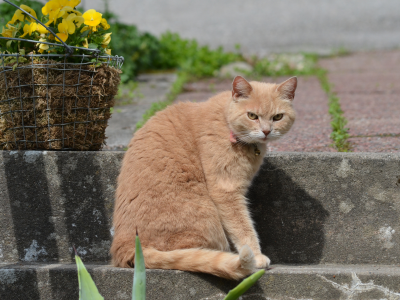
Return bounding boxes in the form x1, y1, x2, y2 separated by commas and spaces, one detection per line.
273, 114, 283, 121
247, 112, 258, 120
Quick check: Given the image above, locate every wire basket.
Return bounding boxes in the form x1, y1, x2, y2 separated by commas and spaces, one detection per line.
0, 0, 124, 150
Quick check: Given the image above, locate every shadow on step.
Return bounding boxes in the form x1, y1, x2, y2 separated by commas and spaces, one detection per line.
248, 160, 329, 264
1, 152, 112, 264
2, 152, 59, 263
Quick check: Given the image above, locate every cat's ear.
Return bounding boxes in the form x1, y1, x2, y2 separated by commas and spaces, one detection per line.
232, 76, 253, 101
276, 77, 297, 101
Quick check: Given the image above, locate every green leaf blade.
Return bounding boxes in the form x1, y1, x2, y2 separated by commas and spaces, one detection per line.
223, 269, 265, 300
75, 255, 104, 300
132, 233, 146, 300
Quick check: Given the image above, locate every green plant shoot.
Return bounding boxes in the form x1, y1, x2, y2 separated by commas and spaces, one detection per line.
133, 230, 146, 300
75, 251, 104, 300
223, 269, 265, 300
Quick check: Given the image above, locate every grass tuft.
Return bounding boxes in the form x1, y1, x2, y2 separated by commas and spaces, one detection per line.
316, 68, 351, 152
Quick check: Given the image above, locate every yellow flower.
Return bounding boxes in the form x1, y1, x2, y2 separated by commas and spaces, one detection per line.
82, 9, 102, 27
105, 48, 111, 55
1, 24, 18, 38
80, 26, 90, 33
72, 9, 82, 16
36, 24, 49, 35
60, 0, 81, 9
101, 32, 111, 45
7, 10, 25, 25
100, 18, 110, 30
42, 0, 65, 25
37, 38, 49, 53
60, 6, 75, 15
20, 4, 38, 22
66, 13, 84, 27
20, 22, 38, 38
42, 0, 59, 15
56, 18, 75, 42
59, 6, 83, 19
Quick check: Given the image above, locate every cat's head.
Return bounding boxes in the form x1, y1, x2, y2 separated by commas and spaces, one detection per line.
227, 76, 297, 144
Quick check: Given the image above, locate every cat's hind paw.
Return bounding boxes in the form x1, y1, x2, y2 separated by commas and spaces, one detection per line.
254, 254, 270, 269
238, 245, 256, 270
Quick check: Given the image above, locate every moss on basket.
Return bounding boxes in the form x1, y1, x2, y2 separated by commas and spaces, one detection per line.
0, 57, 121, 150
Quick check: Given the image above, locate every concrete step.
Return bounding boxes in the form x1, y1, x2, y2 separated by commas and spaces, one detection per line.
2, 263, 400, 300
1, 152, 399, 266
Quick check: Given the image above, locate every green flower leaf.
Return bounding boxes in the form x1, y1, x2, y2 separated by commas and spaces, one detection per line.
133, 230, 146, 300
223, 269, 265, 300
75, 253, 104, 300
88, 43, 98, 49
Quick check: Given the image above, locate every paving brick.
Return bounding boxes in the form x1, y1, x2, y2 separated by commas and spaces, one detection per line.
320, 51, 400, 73
321, 50, 400, 152
348, 137, 400, 152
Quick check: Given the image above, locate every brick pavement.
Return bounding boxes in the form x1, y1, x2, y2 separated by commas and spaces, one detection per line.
175, 77, 334, 152
320, 51, 400, 152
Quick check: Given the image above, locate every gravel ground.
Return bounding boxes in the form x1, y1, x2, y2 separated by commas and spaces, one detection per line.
175, 76, 334, 152
320, 51, 400, 152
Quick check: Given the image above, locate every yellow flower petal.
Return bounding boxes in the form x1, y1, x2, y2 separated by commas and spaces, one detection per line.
8, 10, 25, 25
101, 32, 111, 45
56, 32, 68, 42
20, 4, 37, 22
66, 13, 84, 28
20, 24, 30, 37
43, 0, 65, 24
36, 38, 50, 50
57, 20, 71, 42
42, 0, 61, 15
36, 24, 49, 34
60, 0, 81, 9
1, 26, 14, 38
82, 37, 88, 48
100, 18, 110, 30
105, 48, 111, 55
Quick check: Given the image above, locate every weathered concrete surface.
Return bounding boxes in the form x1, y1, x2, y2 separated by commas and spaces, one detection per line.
320, 51, 400, 152
0, 151, 124, 264
1, 151, 400, 266
2, 263, 400, 300
176, 77, 335, 152
104, 73, 176, 150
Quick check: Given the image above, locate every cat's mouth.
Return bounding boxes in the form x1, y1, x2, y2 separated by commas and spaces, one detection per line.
230, 130, 268, 144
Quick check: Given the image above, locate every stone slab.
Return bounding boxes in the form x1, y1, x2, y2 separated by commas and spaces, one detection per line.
1, 152, 400, 266
177, 76, 334, 152
2, 263, 400, 300
104, 73, 176, 150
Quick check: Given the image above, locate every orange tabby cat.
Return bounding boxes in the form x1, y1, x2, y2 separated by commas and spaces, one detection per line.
111, 76, 297, 280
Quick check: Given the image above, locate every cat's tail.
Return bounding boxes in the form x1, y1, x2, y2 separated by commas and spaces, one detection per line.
140, 245, 256, 280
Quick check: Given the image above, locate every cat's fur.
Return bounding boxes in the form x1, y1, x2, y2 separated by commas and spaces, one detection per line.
111, 76, 297, 280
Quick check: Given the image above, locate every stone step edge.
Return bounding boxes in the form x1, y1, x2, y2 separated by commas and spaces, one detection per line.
2, 263, 400, 300
2, 263, 400, 274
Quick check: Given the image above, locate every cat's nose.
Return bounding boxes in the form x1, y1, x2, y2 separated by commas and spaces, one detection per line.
263, 130, 271, 137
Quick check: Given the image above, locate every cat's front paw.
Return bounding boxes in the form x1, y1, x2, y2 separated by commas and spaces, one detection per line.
254, 254, 270, 269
